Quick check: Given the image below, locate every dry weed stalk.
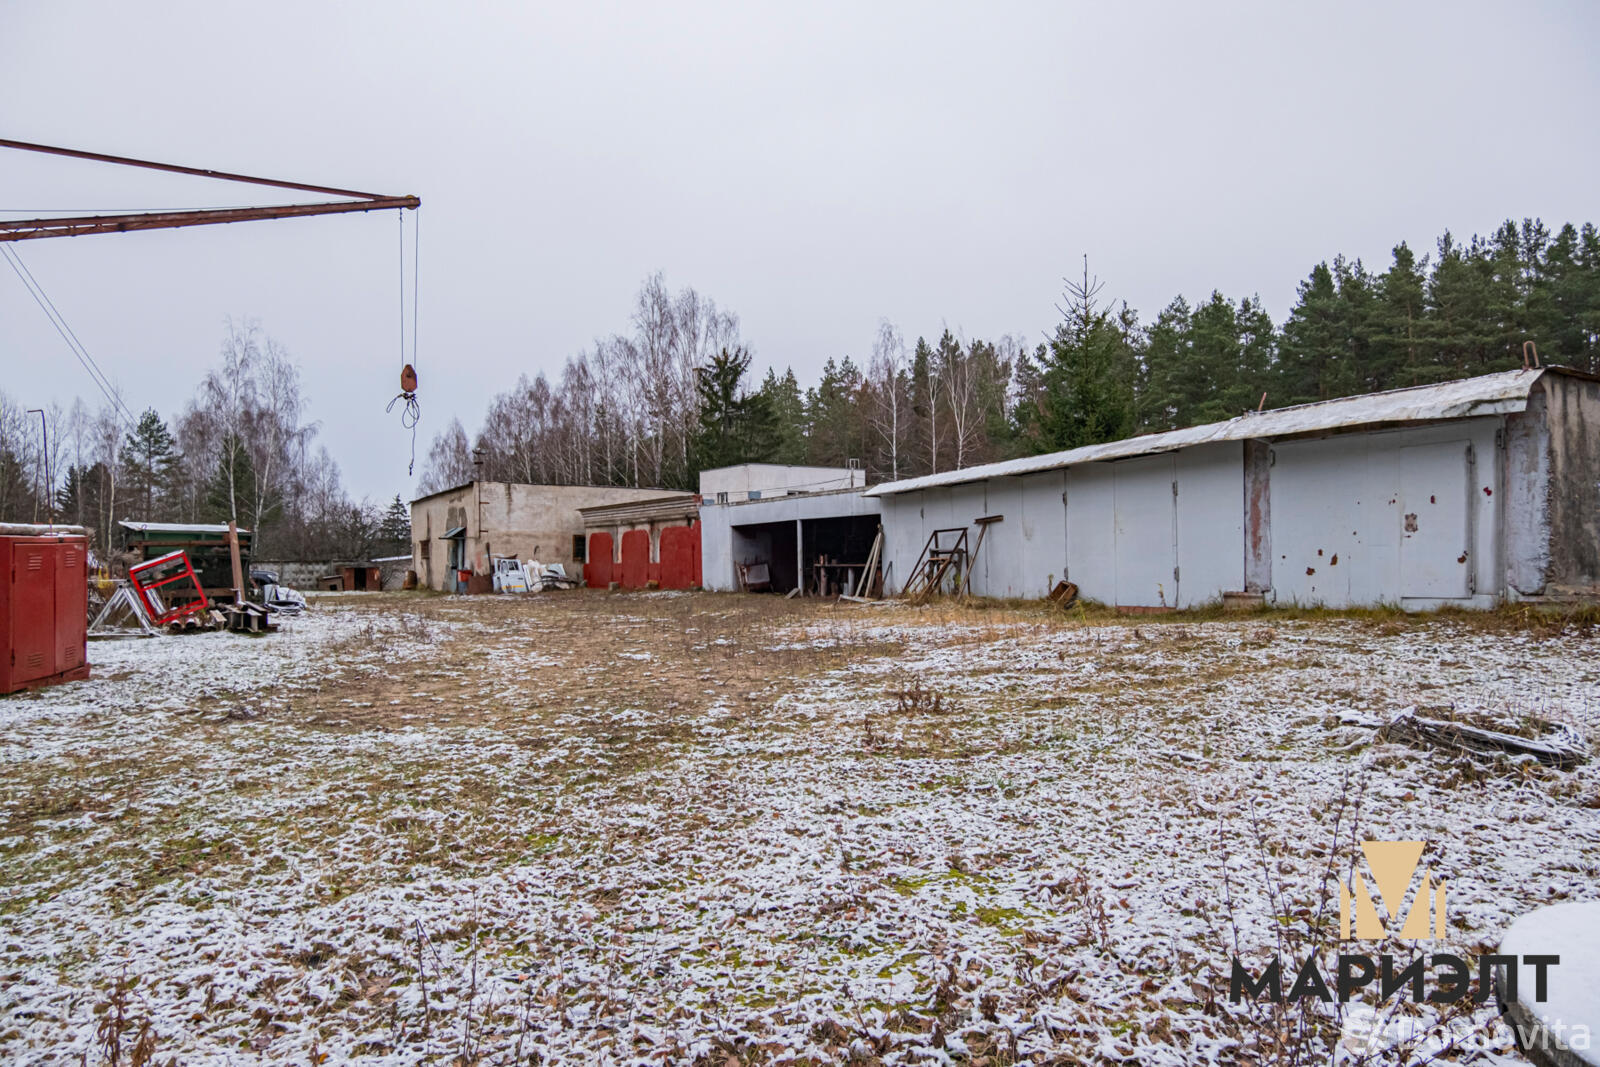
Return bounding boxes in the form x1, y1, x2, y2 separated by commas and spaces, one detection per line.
92, 967, 158, 1067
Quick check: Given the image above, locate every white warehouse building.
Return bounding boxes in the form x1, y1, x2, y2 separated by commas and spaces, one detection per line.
863, 367, 1600, 610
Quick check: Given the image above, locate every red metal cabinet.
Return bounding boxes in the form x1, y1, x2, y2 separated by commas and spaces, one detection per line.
1, 532, 90, 694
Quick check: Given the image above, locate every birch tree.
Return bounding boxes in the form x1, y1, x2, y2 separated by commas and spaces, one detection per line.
867, 320, 907, 481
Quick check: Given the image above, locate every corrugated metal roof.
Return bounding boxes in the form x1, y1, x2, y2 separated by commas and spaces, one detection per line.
865, 367, 1549, 497
578, 493, 699, 527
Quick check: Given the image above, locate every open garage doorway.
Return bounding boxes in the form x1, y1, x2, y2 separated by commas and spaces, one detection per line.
801, 515, 881, 597
729, 521, 799, 593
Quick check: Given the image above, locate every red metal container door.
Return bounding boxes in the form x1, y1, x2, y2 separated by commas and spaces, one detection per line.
620, 530, 650, 589
659, 525, 696, 589
11, 542, 56, 684
55, 542, 87, 675
586, 532, 613, 588
691, 520, 701, 588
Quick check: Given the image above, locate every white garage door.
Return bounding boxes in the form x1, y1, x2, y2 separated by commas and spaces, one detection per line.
1112, 454, 1178, 607
1399, 441, 1474, 599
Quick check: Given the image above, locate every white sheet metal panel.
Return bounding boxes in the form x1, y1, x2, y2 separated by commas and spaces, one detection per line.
971, 477, 1024, 596
879, 494, 923, 595
1112, 455, 1178, 607
885, 471, 1067, 599
1269, 437, 1368, 607
1064, 464, 1116, 604
880, 486, 955, 595
940, 483, 984, 596
1270, 420, 1501, 607
1018, 470, 1067, 596
699, 503, 736, 590
1174, 442, 1245, 608
1399, 441, 1474, 598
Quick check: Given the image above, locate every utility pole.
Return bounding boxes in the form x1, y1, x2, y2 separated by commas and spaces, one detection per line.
26, 408, 52, 526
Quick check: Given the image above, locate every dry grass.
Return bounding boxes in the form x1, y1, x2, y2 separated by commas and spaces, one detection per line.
2, 588, 1596, 1064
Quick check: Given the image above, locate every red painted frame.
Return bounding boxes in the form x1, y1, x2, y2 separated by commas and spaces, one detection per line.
128, 550, 209, 625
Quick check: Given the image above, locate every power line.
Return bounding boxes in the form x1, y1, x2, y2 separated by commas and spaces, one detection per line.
1, 244, 138, 426
1, 245, 132, 422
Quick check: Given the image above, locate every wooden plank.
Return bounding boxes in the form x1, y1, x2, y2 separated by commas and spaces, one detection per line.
227, 521, 245, 604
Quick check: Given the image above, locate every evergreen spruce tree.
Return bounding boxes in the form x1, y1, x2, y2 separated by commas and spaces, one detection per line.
1030, 262, 1138, 451
1330, 257, 1378, 395
1008, 343, 1048, 442
1276, 262, 1344, 404
1575, 223, 1600, 374
1426, 232, 1496, 378
804, 357, 865, 468
55, 463, 106, 531
691, 346, 777, 473
757, 367, 807, 464
908, 338, 937, 474
1142, 296, 1193, 430
205, 433, 278, 530
379, 494, 411, 552
1235, 295, 1275, 412
1539, 222, 1600, 373
0, 443, 37, 525
1371, 243, 1432, 386
121, 408, 178, 520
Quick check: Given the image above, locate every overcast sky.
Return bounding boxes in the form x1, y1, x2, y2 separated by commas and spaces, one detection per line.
4, 1, 1596, 502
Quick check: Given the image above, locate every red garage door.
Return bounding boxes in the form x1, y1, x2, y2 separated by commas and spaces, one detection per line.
586, 532, 613, 588
659, 524, 699, 589
620, 530, 650, 589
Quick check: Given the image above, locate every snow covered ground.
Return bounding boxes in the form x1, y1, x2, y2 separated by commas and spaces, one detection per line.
1, 594, 1597, 1064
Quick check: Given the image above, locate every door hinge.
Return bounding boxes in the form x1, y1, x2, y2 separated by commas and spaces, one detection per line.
1495, 428, 1504, 449
1172, 480, 1179, 499
1173, 565, 1180, 582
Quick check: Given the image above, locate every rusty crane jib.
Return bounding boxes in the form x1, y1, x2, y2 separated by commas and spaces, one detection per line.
0, 138, 418, 242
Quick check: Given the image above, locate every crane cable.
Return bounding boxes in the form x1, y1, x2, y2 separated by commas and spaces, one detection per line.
387, 207, 421, 474
2, 243, 138, 427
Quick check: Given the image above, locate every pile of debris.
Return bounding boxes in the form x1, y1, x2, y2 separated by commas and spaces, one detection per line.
167, 601, 277, 634
89, 543, 304, 639
1378, 708, 1589, 769
491, 557, 581, 593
